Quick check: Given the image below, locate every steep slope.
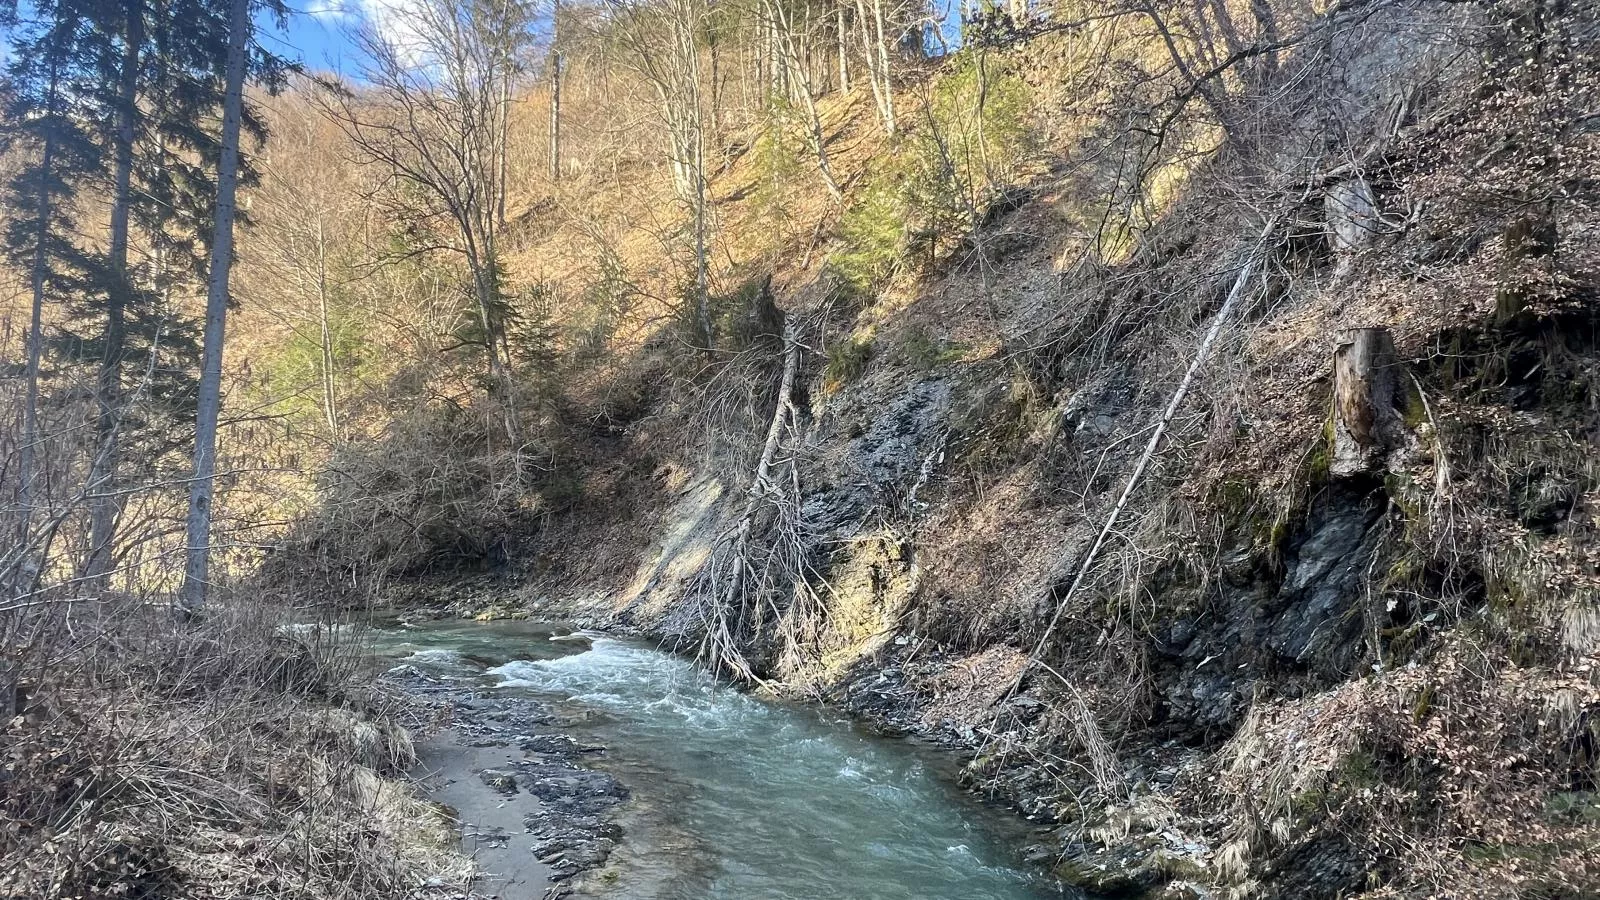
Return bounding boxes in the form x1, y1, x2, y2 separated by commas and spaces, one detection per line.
286, 2, 1600, 896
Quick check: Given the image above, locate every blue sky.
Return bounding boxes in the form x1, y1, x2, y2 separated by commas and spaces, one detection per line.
264, 0, 366, 75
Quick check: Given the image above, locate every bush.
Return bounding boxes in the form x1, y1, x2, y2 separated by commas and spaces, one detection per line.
826, 176, 908, 302
826, 52, 1036, 299
902, 326, 968, 369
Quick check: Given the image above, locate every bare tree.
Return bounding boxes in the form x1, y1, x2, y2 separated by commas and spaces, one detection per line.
760, 0, 844, 199
605, 0, 715, 348
323, 0, 536, 446
852, 0, 897, 135
548, 0, 564, 183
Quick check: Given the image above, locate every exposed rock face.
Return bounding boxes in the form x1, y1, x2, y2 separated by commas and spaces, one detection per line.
802, 376, 953, 536
1266, 480, 1387, 675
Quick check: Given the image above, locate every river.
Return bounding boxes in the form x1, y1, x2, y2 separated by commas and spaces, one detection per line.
368, 618, 1069, 900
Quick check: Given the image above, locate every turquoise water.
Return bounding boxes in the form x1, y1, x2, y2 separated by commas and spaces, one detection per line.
370, 619, 1066, 900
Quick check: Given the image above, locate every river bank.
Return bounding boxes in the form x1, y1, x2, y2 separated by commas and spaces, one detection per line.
379, 625, 628, 899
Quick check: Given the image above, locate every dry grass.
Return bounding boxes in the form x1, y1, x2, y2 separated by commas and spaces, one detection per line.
0, 593, 468, 899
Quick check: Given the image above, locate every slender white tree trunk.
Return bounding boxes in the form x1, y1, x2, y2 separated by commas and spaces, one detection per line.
180, 0, 249, 611
315, 217, 340, 441
548, 0, 562, 183
835, 1, 849, 93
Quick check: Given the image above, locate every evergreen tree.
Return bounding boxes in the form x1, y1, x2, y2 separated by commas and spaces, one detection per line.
0, 0, 103, 565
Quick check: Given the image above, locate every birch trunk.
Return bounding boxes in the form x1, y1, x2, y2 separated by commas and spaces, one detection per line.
835, 1, 849, 93
548, 0, 562, 182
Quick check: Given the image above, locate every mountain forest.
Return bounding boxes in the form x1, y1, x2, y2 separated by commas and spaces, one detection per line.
1, 0, 1598, 896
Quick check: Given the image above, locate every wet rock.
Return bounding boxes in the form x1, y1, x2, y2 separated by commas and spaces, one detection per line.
380, 664, 630, 892
478, 769, 518, 794
1053, 839, 1207, 897
1267, 480, 1387, 675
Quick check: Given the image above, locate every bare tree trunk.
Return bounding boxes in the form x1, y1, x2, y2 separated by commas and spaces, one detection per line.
315, 216, 340, 442
19, 133, 54, 540
180, 0, 250, 612
1331, 327, 1406, 477
548, 0, 562, 183
84, 0, 143, 585
855, 0, 894, 134
835, 1, 849, 93
497, 74, 510, 229
1005, 216, 1283, 702
766, 0, 843, 200
702, 321, 801, 677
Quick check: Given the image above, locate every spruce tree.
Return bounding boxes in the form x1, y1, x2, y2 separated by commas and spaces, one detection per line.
0, 0, 102, 569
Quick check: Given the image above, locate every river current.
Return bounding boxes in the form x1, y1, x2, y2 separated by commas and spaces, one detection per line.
369, 619, 1064, 900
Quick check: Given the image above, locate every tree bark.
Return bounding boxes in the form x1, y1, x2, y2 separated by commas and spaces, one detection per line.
180, 0, 250, 612
315, 216, 340, 441
1331, 326, 1406, 478
835, 1, 849, 93
84, 0, 144, 586
548, 0, 561, 183
19, 132, 54, 539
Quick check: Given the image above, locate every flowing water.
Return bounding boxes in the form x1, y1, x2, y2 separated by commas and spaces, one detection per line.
369, 619, 1066, 900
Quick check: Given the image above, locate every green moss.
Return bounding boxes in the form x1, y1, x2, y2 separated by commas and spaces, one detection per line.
961, 375, 1043, 473
1410, 682, 1436, 724
1335, 749, 1382, 790
1290, 787, 1328, 821
1463, 840, 1563, 865
1402, 382, 1428, 430
1384, 472, 1425, 523
1302, 415, 1335, 487
1545, 792, 1600, 824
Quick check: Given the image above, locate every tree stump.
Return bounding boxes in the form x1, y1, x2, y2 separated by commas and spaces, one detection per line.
1331, 327, 1406, 477
1494, 207, 1557, 331
1324, 176, 1378, 279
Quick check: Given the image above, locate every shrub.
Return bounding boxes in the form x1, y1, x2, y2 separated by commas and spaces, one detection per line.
0, 594, 466, 899
826, 176, 908, 302
902, 326, 968, 369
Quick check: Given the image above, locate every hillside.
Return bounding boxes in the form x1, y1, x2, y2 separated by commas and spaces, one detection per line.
268, 3, 1600, 896
1, 0, 1594, 895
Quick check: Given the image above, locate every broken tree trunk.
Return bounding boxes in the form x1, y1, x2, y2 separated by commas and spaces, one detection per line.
1324, 175, 1377, 280
1330, 326, 1406, 477
1494, 207, 1557, 331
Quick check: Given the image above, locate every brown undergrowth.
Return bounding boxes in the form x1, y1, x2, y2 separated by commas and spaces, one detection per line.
0, 594, 465, 899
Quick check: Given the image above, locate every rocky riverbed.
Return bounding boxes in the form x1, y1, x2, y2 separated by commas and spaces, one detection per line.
370, 618, 1066, 900
385, 662, 630, 899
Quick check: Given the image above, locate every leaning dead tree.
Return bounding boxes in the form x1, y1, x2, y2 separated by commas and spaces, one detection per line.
994, 210, 1286, 710
692, 319, 808, 680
